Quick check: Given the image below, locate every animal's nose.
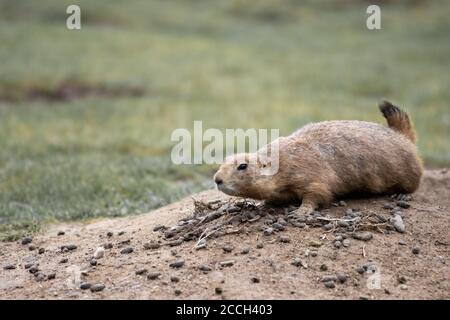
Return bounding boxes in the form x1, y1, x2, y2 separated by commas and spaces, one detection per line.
215, 177, 223, 185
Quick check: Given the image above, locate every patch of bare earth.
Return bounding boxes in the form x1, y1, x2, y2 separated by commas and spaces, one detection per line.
0, 169, 449, 299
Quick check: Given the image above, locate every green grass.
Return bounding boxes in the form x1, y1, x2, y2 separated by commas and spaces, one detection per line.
1, 0, 449, 240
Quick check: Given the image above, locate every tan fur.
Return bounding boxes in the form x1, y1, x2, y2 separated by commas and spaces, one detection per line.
214, 101, 423, 214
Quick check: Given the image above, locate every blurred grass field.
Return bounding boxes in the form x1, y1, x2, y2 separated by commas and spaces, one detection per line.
0, 0, 449, 240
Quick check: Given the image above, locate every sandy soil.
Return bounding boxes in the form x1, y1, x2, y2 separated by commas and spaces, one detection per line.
1, 169, 449, 300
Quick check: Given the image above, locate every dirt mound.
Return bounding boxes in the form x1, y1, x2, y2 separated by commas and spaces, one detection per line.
1, 169, 449, 299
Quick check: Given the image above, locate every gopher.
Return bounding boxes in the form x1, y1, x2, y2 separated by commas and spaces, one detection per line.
213, 101, 423, 214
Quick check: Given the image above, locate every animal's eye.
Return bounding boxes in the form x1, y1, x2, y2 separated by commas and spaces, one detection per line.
237, 163, 248, 171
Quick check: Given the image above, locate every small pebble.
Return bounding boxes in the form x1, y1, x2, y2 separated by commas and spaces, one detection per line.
24, 263, 33, 269
323, 223, 333, 231
320, 264, 328, 271
35, 273, 46, 282
251, 277, 260, 283
272, 223, 285, 231
399, 284, 408, 290
397, 275, 407, 284
147, 272, 161, 280
120, 247, 134, 254
392, 214, 405, 233
90, 259, 98, 266
412, 246, 420, 255
334, 241, 342, 249
21, 237, 32, 245
29, 266, 39, 274
57, 231, 65, 236
174, 289, 182, 296
28, 245, 36, 251
343, 239, 351, 247
356, 266, 365, 274
3, 264, 16, 270
222, 245, 234, 253
278, 235, 291, 243
397, 201, 411, 209
219, 260, 235, 267
336, 273, 347, 283
135, 269, 148, 275
240, 246, 250, 254
93, 247, 105, 259
38, 248, 45, 254
321, 275, 338, 282
106, 232, 113, 237
256, 243, 264, 249
61, 244, 77, 251
47, 273, 56, 280
215, 287, 223, 294
199, 265, 212, 272
352, 232, 373, 241
153, 225, 166, 232
310, 251, 318, 257
80, 283, 92, 290
144, 242, 160, 250
324, 281, 335, 289
90, 284, 105, 292
398, 240, 407, 245
169, 259, 185, 268
263, 228, 274, 236
60, 258, 68, 264
383, 203, 395, 210
339, 200, 347, 207
103, 243, 113, 249
170, 276, 180, 283
118, 231, 125, 235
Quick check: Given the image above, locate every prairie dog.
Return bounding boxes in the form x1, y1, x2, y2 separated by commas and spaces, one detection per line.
213, 101, 423, 214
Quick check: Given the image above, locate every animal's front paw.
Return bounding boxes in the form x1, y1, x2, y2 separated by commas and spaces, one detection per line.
293, 205, 315, 215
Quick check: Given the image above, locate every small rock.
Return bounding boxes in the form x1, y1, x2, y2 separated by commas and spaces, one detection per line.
170, 276, 180, 283
38, 248, 45, 254
118, 231, 125, 235
106, 232, 113, 237
352, 232, 373, 241
291, 258, 303, 267
278, 235, 291, 243
339, 200, 347, 207
320, 264, 328, 271
60, 258, 68, 264
392, 214, 405, 233
120, 247, 133, 254
135, 269, 148, 275
324, 281, 335, 289
337, 220, 349, 228
251, 276, 260, 283
169, 259, 185, 268
222, 245, 234, 253
90, 284, 105, 292
336, 273, 347, 283
144, 242, 160, 250
29, 266, 39, 274
397, 201, 411, 209
61, 244, 77, 251
383, 203, 395, 210
153, 225, 166, 232
412, 246, 420, 255
93, 247, 105, 259
3, 264, 16, 270
334, 241, 342, 249
147, 272, 161, 280
356, 266, 365, 274
309, 240, 323, 248
80, 283, 92, 290
219, 260, 235, 267
240, 246, 250, 254
397, 275, 407, 284
272, 223, 285, 231
21, 237, 32, 245
57, 231, 65, 236
360, 295, 370, 300
263, 228, 274, 236
28, 245, 36, 251
323, 223, 333, 231
35, 273, 46, 282
24, 263, 33, 269
321, 275, 338, 282
90, 259, 98, 266
399, 284, 408, 290
174, 289, 182, 296
47, 273, 56, 280
343, 239, 351, 247
215, 287, 223, 294
398, 240, 407, 245
256, 243, 264, 249
291, 222, 306, 228
103, 243, 113, 249
310, 251, 318, 257
199, 265, 212, 272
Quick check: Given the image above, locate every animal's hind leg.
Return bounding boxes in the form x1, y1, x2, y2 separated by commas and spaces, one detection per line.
294, 182, 333, 215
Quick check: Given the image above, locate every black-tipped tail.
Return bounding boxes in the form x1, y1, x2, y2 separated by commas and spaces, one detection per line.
379, 100, 416, 143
